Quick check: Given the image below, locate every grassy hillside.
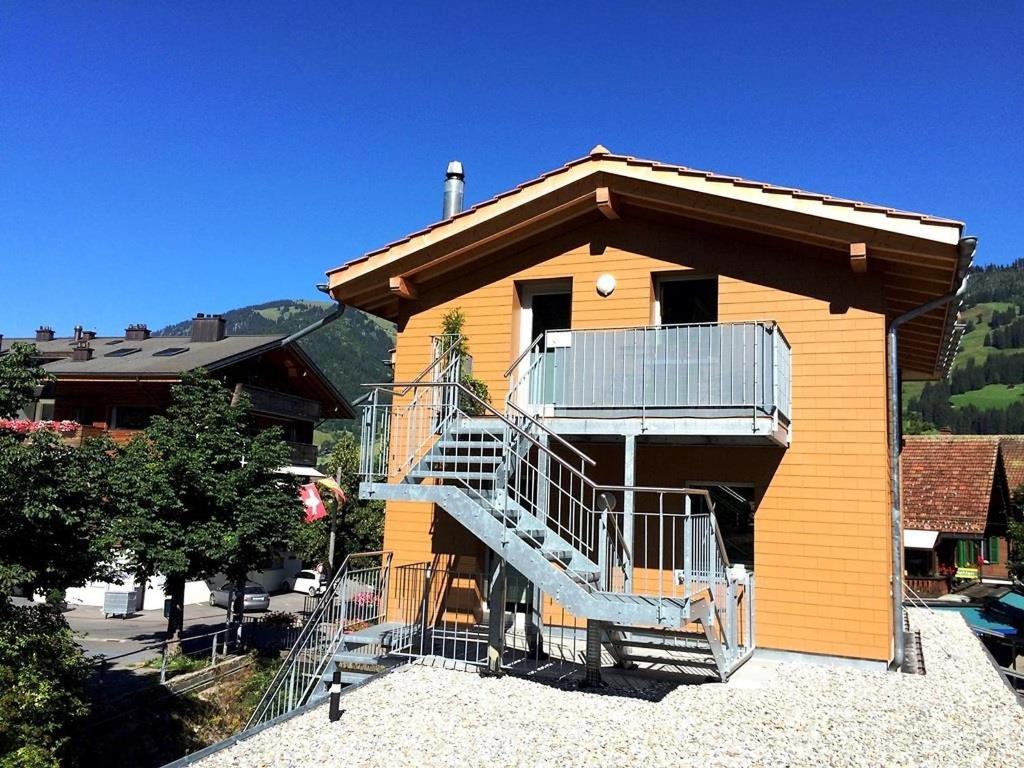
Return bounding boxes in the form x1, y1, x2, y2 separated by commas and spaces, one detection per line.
904, 259, 1024, 434
156, 300, 395, 441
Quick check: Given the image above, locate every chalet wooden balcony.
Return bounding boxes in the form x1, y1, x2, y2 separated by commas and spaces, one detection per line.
286, 440, 319, 467
236, 384, 321, 422
509, 322, 791, 445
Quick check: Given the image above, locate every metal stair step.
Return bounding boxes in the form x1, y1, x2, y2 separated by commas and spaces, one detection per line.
425, 454, 502, 465
611, 636, 710, 652
620, 652, 717, 666
434, 441, 503, 451
333, 651, 387, 665
542, 549, 573, 565
514, 527, 546, 543
568, 570, 601, 584
317, 669, 374, 686
343, 621, 408, 646
408, 470, 497, 481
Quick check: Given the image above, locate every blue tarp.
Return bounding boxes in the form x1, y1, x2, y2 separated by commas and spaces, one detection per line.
939, 606, 1019, 638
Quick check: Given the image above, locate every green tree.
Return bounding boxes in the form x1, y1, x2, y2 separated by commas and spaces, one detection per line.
109, 369, 301, 640
1008, 484, 1024, 581
0, 429, 117, 600
0, 342, 50, 418
0, 343, 101, 767
0, 600, 92, 768
291, 433, 384, 569
440, 308, 490, 414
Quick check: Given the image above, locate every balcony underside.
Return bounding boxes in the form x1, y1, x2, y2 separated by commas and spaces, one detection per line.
540, 412, 789, 446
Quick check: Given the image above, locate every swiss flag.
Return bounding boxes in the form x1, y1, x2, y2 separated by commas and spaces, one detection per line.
300, 483, 327, 523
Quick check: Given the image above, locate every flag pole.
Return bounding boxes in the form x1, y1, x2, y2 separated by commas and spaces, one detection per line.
327, 467, 342, 576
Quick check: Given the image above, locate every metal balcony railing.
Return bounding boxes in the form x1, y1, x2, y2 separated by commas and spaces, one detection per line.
508, 322, 791, 423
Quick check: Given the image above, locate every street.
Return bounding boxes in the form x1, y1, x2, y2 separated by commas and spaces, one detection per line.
17, 590, 308, 669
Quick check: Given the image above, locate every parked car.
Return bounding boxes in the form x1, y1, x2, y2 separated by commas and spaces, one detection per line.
209, 582, 270, 611
286, 570, 327, 596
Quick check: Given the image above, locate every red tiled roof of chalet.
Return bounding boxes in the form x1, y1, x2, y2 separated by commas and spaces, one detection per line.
329, 148, 964, 273
1000, 436, 1024, 494
901, 436, 1000, 535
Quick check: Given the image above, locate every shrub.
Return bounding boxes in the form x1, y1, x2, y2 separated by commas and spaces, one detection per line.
0, 601, 91, 767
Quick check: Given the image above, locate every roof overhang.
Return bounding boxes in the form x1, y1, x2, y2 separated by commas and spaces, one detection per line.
904, 529, 940, 549
327, 150, 966, 378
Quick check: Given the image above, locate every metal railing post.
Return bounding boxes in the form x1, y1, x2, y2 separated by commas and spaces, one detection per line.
598, 506, 609, 590
683, 495, 693, 596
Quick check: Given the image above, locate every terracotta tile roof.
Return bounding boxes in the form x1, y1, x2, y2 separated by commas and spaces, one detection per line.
1000, 437, 1024, 494
330, 146, 964, 274
901, 436, 1001, 535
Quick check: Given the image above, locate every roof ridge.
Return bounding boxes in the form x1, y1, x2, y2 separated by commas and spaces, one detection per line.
330, 149, 964, 275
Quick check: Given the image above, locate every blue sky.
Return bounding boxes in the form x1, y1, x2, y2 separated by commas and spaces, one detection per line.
1, 2, 1021, 336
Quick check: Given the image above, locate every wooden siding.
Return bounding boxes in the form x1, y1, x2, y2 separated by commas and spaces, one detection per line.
384, 218, 894, 662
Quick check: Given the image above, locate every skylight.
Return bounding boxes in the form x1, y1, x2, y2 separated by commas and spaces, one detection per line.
105, 347, 141, 358
153, 347, 189, 357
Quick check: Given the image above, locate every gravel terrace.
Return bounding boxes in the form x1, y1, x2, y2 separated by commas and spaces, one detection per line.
196, 608, 1024, 767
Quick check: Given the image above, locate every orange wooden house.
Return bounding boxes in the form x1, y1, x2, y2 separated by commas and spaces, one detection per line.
326, 147, 974, 679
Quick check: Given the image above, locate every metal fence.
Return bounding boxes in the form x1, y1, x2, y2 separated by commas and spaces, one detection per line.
510, 322, 791, 421
390, 562, 590, 677
244, 551, 392, 729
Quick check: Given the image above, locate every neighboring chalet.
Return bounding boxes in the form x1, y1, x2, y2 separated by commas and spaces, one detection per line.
1, 312, 354, 608
320, 147, 975, 680
902, 435, 1014, 597
1, 312, 353, 472
1001, 436, 1024, 498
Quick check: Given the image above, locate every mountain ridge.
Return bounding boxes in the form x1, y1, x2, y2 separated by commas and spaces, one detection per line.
155, 299, 395, 407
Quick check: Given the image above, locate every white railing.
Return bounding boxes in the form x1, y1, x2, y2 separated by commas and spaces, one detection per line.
244, 551, 392, 730
508, 322, 791, 423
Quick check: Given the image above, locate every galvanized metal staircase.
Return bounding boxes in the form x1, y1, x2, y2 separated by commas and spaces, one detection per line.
359, 335, 754, 681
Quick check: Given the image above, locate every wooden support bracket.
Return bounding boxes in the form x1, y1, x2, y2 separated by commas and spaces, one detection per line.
596, 187, 620, 220
850, 242, 868, 274
388, 276, 418, 300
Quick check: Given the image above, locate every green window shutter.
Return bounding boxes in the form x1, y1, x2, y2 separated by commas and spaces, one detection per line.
989, 536, 1000, 563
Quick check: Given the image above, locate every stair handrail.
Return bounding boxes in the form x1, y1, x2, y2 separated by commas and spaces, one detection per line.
244, 550, 392, 730
362, 379, 596, 473
366, 377, 728, 565
504, 333, 545, 378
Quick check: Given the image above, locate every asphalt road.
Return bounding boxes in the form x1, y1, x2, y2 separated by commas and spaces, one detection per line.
20, 591, 308, 669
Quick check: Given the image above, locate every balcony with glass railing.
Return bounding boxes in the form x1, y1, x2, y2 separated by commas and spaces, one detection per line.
507, 322, 791, 444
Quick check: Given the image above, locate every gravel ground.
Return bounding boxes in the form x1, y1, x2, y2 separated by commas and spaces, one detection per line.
197, 609, 1024, 767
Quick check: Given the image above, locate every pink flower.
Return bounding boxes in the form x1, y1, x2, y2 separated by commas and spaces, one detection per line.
0, 418, 81, 435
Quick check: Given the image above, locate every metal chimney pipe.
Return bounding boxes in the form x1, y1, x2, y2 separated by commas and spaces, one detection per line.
442, 160, 465, 219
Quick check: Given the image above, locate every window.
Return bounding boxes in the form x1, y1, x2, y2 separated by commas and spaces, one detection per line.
518, 281, 572, 352
104, 347, 141, 357
654, 276, 718, 325
112, 406, 155, 429
154, 347, 189, 357
955, 539, 980, 567
987, 536, 1001, 564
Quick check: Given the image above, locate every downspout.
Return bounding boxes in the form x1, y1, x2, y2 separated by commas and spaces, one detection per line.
279, 300, 346, 348
887, 235, 975, 670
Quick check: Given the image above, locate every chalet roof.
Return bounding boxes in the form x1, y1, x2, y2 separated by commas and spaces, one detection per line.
1000, 436, 1024, 494
0, 333, 355, 419
326, 147, 969, 378
901, 436, 1002, 535
0, 334, 286, 375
